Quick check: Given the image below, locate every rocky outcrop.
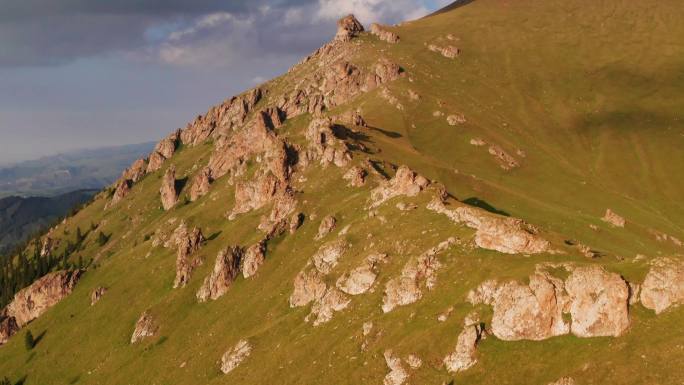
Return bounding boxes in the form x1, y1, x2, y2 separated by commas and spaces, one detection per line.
197, 247, 242, 301
289, 269, 327, 308
147, 131, 179, 173
468, 265, 630, 340
444, 316, 484, 373
39, 236, 58, 258
370, 165, 429, 208
4, 270, 82, 327
382, 239, 455, 312
602, 209, 626, 227
336, 261, 377, 295
108, 179, 131, 208
306, 287, 350, 326
488, 145, 519, 170
173, 225, 205, 288
548, 378, 576, 385
640, 258, 684, 314
228, 173, 280, 220
0, 316, 19, 345
315, 215, 337, 240
343, 166, 367, 187
122, 158, 147, 183
429, 44, 460, 58
335, 14, 364, 42
130, 311, 157, 344
428, 199, 550, 254
188, 167, 212, 202
447, 114, 466, 126
383, 350, 408, 385
311, 240, 349, 274
242, 241, 266, 279
565, 265, 630, 337
220, 340, 252, 374
306, 118, 352, 168
90, 286, 107, 306
160, 165, 178, 211
370, 23, 400, 43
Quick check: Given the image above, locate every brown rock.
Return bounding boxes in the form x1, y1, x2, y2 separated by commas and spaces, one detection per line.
306, 287, 350, 326
335, 14, 364, 42
146, 151, 167, 173
5, 270, 82, 327
188, 167, 212, 202
370, 165, 429, 208
565, 265, 630, 337
220, 340, 252, 374
429, 44, 460, 58
311, 240, 349, 274
197, 246, 242, 301
640, 258, 684, 314
383, 350, 408, 385
90, 286, 107, 306
370, 23, 400, 43
336, 261, 378, 295
289, 269, 327, 308
160, 165, 178, 211
447, 114, 466, 126
0, 316, 19, 345
122, 158, 147, 183
444, 320, 483, 373
315, 215, 337, 240
343, 166, 367, 187
229, 173, 280, 219
108, 179, 131, 208
242, 241, 266, 279
548, 378, 576, 385
173, 225, 205, 288
488, 145, 519, 170
130, 311, 157, 344
602, 209, 626, 227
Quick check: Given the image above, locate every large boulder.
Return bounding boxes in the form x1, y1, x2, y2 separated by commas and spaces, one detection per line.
220, 339, 252, 374
371, 165, 429, 208
370, 23, 400, 43
197, 247, 242, 301
5, 270, 82, 327
315, 215, 337, 240
130, 311, 157, 344
242, 241, 266, 279
335, 14, 364, 42
383, 350, 408, 385
640, 258, 684, 314
90, 286, 107, 306
0, 316, 19, 345
602, 209, 626, 227
160, 165, 178, 211
444, 318, 483, 373
306, 287, 350, 326
122, 158, 147, 183
311, 240, 349, 274
289, 269, 327, 308
108, 179, 131, 208
188, 167, 212, 202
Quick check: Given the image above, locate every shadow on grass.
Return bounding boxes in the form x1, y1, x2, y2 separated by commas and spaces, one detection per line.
206, 231, 222, 241
462, 197, 510, 216
175, 177, 189, 195
33, 330, 46, 347
14, 376, 27, 385
68, 375, 81, 384
369, 126, 402, 139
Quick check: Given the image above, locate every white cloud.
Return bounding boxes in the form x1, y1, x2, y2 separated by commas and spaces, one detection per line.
315, 0, 430, 25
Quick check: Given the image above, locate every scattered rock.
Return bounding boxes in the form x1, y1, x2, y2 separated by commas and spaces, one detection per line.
470, 138, 486, 146
488, 145, 519, 170
383, 350, 408, 385
370, 165, 429, 208
370, 23, 400, 43
289, 269, 327, 308
336, 261, 378, 295
548, 377, 576, 385
312, 240, 349, 274
90, 286, 107, 306
220, 339, 252, 374
444, 322, 483, 373
108, 179, 131, 208
428, 44, 460, 58
130, 311, 157, 344
197, 246, 242, 301
174, 225, 205, 288
343, 166, 367, 187
160, 165, 179, 211
4, 270, 82, 327
122, 158, 147, 183
602, 209, 626, 227
242, 241, 266, 279
335, 14, 364, 42
447, 114, 466, 126
289, 213, 305, 234
306, 287, 351, 326
229, 173, 280, 219
363, 321, 374, 336
437, 306, 454, 322
641, 258, 684, 314
315, 215, 337, 240
405, 354, 422, 369
188, 167, 212, 202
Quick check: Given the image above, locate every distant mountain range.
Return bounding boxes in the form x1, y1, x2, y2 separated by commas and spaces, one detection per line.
0, 142, 155, 199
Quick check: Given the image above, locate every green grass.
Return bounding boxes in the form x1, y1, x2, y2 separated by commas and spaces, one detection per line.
1, 0, 684, 384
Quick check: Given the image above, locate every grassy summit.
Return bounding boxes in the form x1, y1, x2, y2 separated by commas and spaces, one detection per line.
1, 1, 683, 384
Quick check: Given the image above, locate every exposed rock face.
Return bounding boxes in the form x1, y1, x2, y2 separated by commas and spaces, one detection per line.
197, 247, 242, 301
122, 158, 148, 183
188, 167, 212, 202
147, 130, 179, 173
173, 225, 205, 288
428, 199, 549, 254
335, 14, 364, 42
130, 311, 157, 344
370, 23, 400, 43
311, 240, 349, 274
444, 321, 483, 373
0, 316, 19, 345
343, 166, 367, 187
315, 215, 337, 240
371, 165, 429, 208
90, 286, 107, 306
382, 239, 455, 312
565, 266, 630, 337
488, 145, 519, 170
108, 179, 131, 208
640, 258, 684, 314
336, 261, 378, 295
40, 237, 58, 258
306, 118, 352, 168
447, 114, 466, 126
229, 173, 279, 219
306, 287, 351, 326
160, 165, 178, 211
405, 354, 422, 369
146, 151, 167, 174
383, 350, 408, 385
289, 269, 327, 308
469, 265, 630, 340
5, 270, 82, 327
242, 241, 266, 279
602, 209, 626, 227
220, 340, 252, 374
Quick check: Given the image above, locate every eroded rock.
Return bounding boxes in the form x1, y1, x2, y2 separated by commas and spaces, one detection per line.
188, 167, 212, 202
371, 165, 429, 208
160, 165, 178, 211
370, 23, 400, 43
344, 166, 367, 187
289, 269, 327, 308
220, 339, 252, 374
315, 215, 337, 240
0, 316, 19, 345
173, 225, 205, 288
306, 287, 351, 326
335, 14, 364, 42
197, 247, 242, 301
640, 258, 684, 314
602, 209, 626, 227
130, 311, 157, 344
444, 321, 483, 373
383, 350, 408, 385
90, 286, 107, 306
242, 241, 266, 279
312, 240, 349, 274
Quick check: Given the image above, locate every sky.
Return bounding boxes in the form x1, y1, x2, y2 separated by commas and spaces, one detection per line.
0, 0, 452, 165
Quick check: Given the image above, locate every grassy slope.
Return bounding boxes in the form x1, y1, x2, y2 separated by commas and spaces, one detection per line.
2, 1, 684, 384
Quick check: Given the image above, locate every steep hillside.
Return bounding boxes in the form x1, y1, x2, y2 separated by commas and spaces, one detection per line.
1, 1, 683, 384
0, 190, 97, 256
